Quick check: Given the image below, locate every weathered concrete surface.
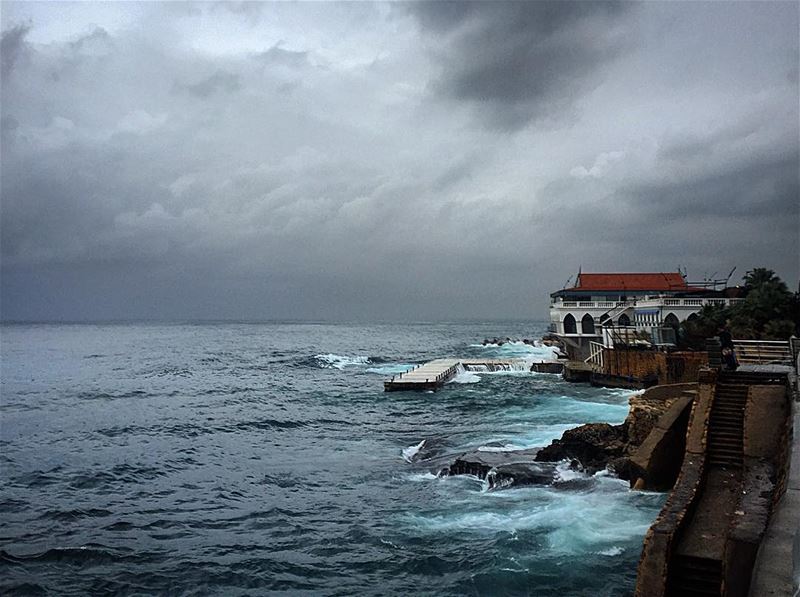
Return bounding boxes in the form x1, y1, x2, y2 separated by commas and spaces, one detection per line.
744, 385, 789, 460
748, 408, 800, 597
727, 460, 776, 597
629, 394, 694, 491
684, 374, 716, 455
563, 361, 593, 383
635, 457, 705, 597
676, 468, 740, 560
626, 384, 696, 446
635, 374, 715, 596
530, 361, 564, 374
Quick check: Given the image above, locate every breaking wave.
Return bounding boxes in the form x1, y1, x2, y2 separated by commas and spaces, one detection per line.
312, 354, 375, 369
366, 363, 417, 375
450, 365, 481, 384
402, 440, 427, 463
472, 341, 559, 361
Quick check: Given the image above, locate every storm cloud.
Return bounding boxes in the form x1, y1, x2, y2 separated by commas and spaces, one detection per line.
1, 1, 797, 321
408, 1, 631, 130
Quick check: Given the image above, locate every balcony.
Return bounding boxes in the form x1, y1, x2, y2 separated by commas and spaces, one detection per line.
551, 297, 744, 311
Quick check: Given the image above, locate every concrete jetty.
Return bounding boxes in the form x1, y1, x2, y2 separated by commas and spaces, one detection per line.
384, 358, 561, 391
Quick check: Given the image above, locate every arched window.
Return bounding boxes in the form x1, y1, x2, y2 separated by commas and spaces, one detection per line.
664, 313, 680, 330
581, 313, 595, 335
563, 313, 577, 334
618, 313, 631, 327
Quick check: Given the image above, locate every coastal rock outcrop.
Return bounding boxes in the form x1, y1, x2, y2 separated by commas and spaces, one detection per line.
534, 423, 627, 475
438, 449, 589, 490
435, 384, 698, 490
535, 383, 698, 481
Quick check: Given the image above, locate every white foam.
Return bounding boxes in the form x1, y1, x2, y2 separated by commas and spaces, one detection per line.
401, 480, 661, 556
314, 354, 371, 369
472, 341, 559, 361
402, 439, 426, 463
476, 443, 526, 453
450, 364, 481, 384
367, 363, 416, 375
406, 471, 438, 482
554, 460, 587, 482
597, 546, 624, 556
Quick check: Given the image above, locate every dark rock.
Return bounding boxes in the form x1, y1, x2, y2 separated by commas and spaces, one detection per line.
440, 448, 586, 490
534, 422, 628, 474
446, 448, 541, 477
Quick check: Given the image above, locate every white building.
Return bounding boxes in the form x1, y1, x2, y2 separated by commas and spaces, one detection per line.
549, 272, 743, 360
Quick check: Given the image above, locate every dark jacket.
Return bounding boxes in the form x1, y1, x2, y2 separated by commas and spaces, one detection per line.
719, 330, 734, 350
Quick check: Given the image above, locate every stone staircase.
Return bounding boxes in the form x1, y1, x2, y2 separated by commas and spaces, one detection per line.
706, 380, 748, 469
667, 555, 722, 596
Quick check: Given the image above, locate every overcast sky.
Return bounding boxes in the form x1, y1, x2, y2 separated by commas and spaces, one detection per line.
1, 1, 798, 321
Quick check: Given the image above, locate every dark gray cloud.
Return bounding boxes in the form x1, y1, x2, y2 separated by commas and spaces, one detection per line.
0, 1, 798, 321
623, 151, 799, 220
68, 26, 112, 55
1, 22, 30, 77
182, 70, 241, 98
408, 1, 631, 130
254, 44, 310, 69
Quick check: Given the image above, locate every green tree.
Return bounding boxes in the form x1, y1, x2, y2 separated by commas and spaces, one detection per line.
729, 268, 795, 339
678, 268, 798, 346
679, 304, 728, 349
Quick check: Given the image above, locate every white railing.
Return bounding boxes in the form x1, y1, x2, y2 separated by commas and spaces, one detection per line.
733, 340, 791, 365
552, 297, 744, 310
585, 341, 605, 369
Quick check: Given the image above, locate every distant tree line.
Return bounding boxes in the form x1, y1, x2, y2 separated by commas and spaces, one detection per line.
679, 268, 800, 349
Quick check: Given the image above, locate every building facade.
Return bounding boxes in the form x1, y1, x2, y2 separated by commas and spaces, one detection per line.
549, 272, 742, 360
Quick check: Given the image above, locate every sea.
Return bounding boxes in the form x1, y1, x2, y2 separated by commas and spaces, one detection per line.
0, 321, 666, 596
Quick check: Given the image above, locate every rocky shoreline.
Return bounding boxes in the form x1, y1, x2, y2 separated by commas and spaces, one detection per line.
430, 383, 697, 491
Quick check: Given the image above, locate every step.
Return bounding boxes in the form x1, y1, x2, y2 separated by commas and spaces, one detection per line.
716, 388, 749, 394
708, 430, 743, 439
707, 460, 743, 469
673, 556, 722, 572
669, 575, 720, 592
714, 405, 747, 411
710, 414, 743, 423
708, 448, 743, 458
707, 456, 742, 465
707, 452, 743, 462
667, 584, 720, 597
709, 436, 743, 444
708, 426, 742, 434
716, 383, 749, 390
708, 444, 743, 454
714, 397, 748, 404
709, 420, 743, 430
707, 451, 742, 459
708, 440, 743, 449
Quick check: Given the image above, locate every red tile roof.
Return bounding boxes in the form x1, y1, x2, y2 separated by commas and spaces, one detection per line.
570, 272, 688, 292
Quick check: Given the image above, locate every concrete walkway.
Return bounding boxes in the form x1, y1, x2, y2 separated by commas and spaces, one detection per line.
748, 405, 800, 595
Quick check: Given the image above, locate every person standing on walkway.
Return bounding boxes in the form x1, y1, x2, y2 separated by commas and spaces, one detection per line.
718, 324, 738, 371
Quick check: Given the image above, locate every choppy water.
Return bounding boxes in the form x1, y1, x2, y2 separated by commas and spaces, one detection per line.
0, 321, 664, 595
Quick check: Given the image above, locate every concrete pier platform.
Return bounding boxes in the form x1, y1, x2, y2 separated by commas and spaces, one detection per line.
383, 357, 549, 391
